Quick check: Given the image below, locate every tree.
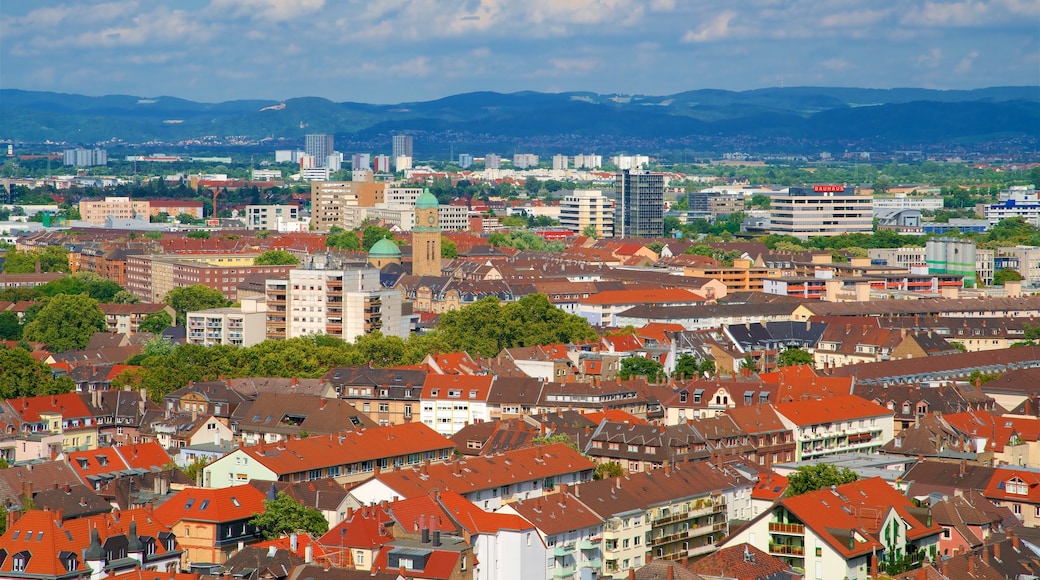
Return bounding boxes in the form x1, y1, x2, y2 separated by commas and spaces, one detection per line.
186, 230, 210, 239
165, 285, 229, 326
673, 353, 713, 380
441, 238, 458, 259
326, 230, 361, 251
748, 194, 771, 209
618, 356, 665, 382
739, 355, 758, 373
38, 272, 122, 302
253, 250, 299, 266
112, 290, 140, 304
785, 464, 859, 497
594, 462, 624, 480
139, 310, 173, 334
2, 246, 70, 274
524, 177, 541, 194
22, 294, 106, 352
362, 226, 396, 251
0, 345, 75, 398
249, 491, 329, 540
993, 268, 1025, 286
582, 224, 599, 239
777, 348, 814, 368
0, 311, 22, 340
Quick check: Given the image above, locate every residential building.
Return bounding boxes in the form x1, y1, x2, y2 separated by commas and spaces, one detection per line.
153, 484, 267, 567
769, 185, 874, 238
63, 147, 108, 166
500, 488, 604, 580
348, 443, 596, 511
485, 154, 501, 170
614, 170, 663, 238
232, 393, 372, 444
271, 256, 407, 342
513, 154, 539, 169
577, 288, 705, 327
720, 477, 942, 580
310, 181, 386, 230
320, 366, 428, 426
5, 393, 99, 453
244, 204, 300, 230
79, 196, 150, 224
392, 135, 413, 163
201, 422, 455, 487
186, 305, 266, 347
66, 441, 172, 490
552, 154, 569, 171
573, 154, 602, 169
0, 508, 182, 579
772, 395, 895, 461
420, 374, 494, 435
458, 154, 473, 169
126, 254, 294, 302
984, 467, 1040, 527
305, 134, 335, 167
99, 302, 175, 335
559, 190, 615, 238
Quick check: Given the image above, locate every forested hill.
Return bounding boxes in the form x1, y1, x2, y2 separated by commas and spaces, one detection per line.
2, 86, 1037, 151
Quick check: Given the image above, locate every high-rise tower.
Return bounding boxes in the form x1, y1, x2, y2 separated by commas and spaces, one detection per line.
613, 169, 664, 238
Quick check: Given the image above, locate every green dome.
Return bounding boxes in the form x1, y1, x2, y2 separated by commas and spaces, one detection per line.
369, 238, 402, 257
415, 189, 439, 210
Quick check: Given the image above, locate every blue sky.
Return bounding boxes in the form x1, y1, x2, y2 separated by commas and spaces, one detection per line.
2, 0, 1038, 104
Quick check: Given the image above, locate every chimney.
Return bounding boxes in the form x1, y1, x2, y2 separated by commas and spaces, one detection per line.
421, 515, 430, 543
319, 399, 327, 410
993, 540, 1000, 561
290, 532, 298, 552
916, 566, 927, 580
667, 566, 674, 580
433, 530, 441, 547
983, 545, 990, 564
628, 569, 635, 580
304, 544, 313, 563
268, 546, 277, 557
55, 508, 63, 526
1013, 535, 1020, 551
967, 555, 975, 574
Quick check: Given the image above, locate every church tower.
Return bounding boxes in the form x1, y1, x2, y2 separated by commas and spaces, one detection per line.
411, 189, 442, 277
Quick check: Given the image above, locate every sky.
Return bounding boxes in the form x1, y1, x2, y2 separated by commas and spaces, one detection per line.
2, 0, 1038, 104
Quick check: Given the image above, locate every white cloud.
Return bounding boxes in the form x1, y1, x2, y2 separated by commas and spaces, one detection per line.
954, 50, 980, 74
682, 10, 737, 43
207, 0, 326, 22
916, 48, 943, 68
819, 8, 890, 28
820, 58, 850, 71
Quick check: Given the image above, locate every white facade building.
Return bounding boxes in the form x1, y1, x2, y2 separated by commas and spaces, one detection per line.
559, 190, 615, 238
244, 204, 300, 230
770, 185, 874, 238
186, 302, 267, 347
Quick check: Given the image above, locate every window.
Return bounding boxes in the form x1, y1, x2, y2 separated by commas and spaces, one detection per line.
1007, 478, 1028, 495
1014, 504, 1022, 516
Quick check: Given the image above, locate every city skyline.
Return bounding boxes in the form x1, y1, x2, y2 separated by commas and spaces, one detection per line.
1, 0, 1037, 104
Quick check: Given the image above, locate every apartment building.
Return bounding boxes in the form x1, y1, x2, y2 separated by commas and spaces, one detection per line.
149, 199, 205, 220
770, 185, 874, 238
721, 477, 941, 580
560, 190, 615, 238
687, 191, 745, 220
772, 395, 895, 461
126, 254, 293, 302
264, 256, 407, 342
79, 196, 150, 224
420, 374, 494, 436
186, 304, 267, 347
244, 204, 299, 230
310, 181, 385, 230
986, 186, 1040, 226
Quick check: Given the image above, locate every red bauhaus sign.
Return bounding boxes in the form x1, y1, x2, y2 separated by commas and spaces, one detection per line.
813, 185, 846, 193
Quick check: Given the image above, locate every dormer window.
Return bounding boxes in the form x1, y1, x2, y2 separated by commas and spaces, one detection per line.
1007, 477, 1028, 495
12, 551, 30, 572
679, 392, 688, 403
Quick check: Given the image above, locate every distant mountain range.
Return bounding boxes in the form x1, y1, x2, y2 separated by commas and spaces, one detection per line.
2, 87, 1038, 154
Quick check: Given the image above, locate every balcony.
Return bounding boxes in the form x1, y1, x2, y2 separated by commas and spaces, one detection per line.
688, 543, 716, 557
582, 558, 602, 569
551, 564, 575, 578
768, 522, 805, 535
552, 546, 572, 557
769, 544, 805, 557
577, 538, 600, 551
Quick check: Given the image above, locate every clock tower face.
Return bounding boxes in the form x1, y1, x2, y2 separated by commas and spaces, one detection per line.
426, 212, 436, 226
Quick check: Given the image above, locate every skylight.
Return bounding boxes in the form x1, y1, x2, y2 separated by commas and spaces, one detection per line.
199, 500, 210, 510
231, 497, 240, 507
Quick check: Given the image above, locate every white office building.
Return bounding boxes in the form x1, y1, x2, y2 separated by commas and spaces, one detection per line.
770, 185, 874, 238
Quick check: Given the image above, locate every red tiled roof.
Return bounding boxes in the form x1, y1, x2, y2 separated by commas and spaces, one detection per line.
389, 496, 457, 534
506, 490, 603, 536
371, 443, 595, 500
153, 484, 267, 525
780, 477, 940, 559
772, 394, 892, 426
421, 374, 494, 400
943, 410, 1014, 452
235, 423, 455, 476
751, 472, 788, 501
580, 288, 705, 306
120, 441, 172, 471
254, 533, 330, 561
983, 467, 1040, 504
8, 392, 95, 423
583, 409, 647, 425
437, 490, 533, 534
319, 504, 396, 551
